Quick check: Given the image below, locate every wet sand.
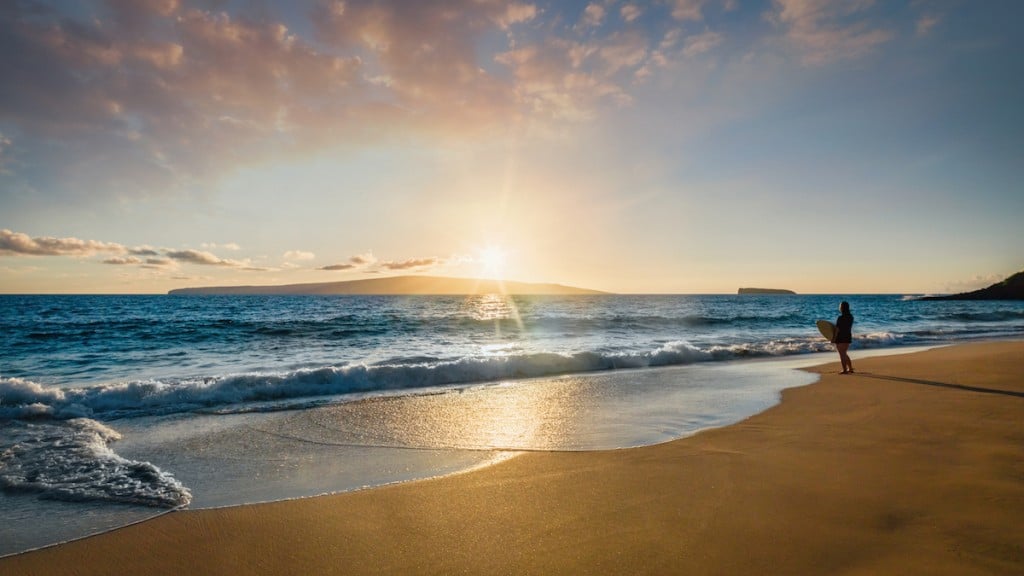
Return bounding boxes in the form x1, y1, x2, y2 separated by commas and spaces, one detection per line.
4, 341, 1022, 575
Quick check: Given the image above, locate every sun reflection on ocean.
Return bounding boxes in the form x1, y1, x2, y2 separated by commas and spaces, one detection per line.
463, 292, 525, 335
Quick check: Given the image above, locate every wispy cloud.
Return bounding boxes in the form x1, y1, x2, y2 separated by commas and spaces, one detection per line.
318, 251, 378, 271
915, 14, 940, 37
943, 272, 1007, 294
620, 4, 643, 23
203, 242, 241, 251
769, 0, 895, 65
670, 0, 707, 22
0, 132, 13, 174
284, 250, 316, 261
683, 30, 723, 57
380, 257, 443, 271
0, 0, 951, 214
0, 0, 710, 201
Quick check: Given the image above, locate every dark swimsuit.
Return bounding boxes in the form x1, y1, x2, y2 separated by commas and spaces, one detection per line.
835, 313, 853, 344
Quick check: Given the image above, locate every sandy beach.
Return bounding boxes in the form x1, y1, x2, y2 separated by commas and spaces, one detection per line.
3, 341, 1022, 575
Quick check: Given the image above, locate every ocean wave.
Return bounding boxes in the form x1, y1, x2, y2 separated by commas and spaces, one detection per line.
0, 419, 191, 508
449, 313, 806, 331
0, 337, 859, 422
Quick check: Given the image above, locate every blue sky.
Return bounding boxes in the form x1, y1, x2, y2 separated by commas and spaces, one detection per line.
1, 0, 1021, 293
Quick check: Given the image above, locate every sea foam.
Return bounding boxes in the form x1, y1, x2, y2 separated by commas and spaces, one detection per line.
0, 418, 191, 508
0, 341, 793, 421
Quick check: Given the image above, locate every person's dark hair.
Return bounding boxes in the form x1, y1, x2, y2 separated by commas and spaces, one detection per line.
840, 301, 850, 315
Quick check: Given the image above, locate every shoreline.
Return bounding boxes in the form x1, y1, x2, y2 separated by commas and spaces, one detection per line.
3, 341, 1022, 574
2, 349, 823, 556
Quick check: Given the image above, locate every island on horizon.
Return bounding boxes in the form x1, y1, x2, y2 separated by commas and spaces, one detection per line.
921, 270, 1024, 301
168, 275, 608, 296
738, 287, 796, 295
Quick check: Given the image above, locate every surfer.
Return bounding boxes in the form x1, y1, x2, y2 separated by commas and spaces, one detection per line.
833, 301, 855, 374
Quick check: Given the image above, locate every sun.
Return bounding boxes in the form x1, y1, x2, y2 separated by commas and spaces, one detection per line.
477, 245, 508, 279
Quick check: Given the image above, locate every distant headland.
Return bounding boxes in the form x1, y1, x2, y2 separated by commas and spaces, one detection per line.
738, 288, 796, 295
168, 275, 608, 296
921, 270, 1024, 301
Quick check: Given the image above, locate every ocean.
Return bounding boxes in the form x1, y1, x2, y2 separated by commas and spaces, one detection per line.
1, 293, 1022, 555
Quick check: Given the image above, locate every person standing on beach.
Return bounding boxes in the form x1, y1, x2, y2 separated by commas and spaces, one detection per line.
833, 301, 855, 374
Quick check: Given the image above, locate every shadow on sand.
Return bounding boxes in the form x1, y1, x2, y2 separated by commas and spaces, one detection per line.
858, 373, 1024, 399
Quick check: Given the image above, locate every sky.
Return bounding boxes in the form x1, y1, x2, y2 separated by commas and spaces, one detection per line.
1, 0, 1022, 294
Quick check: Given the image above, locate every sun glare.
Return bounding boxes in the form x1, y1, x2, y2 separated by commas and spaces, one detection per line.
477, 245, 508, 279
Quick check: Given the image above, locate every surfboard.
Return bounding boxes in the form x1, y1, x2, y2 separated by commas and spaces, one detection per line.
816, 319, 836, 341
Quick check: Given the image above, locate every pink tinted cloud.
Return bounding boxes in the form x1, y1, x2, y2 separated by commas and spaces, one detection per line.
0, 0, 908, 205
0, 3, 362, 197
770, 0, 894, 65
0, 1, 705, 201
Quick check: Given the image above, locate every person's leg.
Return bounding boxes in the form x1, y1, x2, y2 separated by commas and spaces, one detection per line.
837, 343, 851, 373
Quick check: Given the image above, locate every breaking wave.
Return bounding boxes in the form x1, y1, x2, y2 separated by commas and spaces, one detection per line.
0, 338, 850, 422
0, 419, 191, 508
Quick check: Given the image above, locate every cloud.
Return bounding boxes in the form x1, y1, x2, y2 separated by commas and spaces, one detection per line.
620, 4, 643, 23
0, 228, 273, 274
145, 257, 175, 267
349, 252, 378, 266
164, 249, 239, 267
0, 132, 12, 174
598, 32, 649, 75
683, 30, 723, 57
495, 3, 539, 30
0, 0, 913, 207
3, 1, 538, 201
943, 272, 1007, 294
318, 251, 377, 271
0, 229, 125, 257
203, 242, 241, 251
769, 0, 895, 65
670, 0, 707, 21
103, 256, 143, 265
0, 2, 362, 201
284, 250, 316, 261
495, 35, 639, 120
915, 14, 940, 37
380, 257, 442, 270
580, 4, 606, 28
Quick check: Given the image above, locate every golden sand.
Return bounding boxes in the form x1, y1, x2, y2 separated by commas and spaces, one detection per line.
4, 342, 1022, 575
